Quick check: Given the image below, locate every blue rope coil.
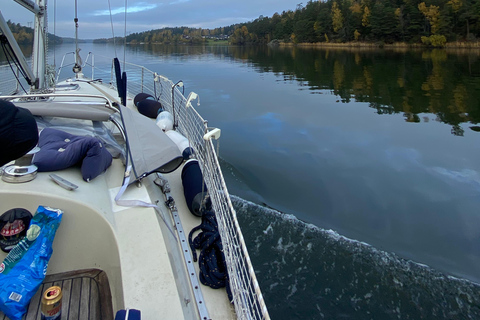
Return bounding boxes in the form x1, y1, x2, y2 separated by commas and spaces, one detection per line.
189, 208, 233, 301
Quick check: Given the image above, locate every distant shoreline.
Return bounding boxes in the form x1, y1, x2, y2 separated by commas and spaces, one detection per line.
275, 41, 480, 50
86, 39, 480, 51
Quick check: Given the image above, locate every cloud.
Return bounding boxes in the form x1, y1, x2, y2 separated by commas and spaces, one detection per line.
93, 3, 159, 16
169, 0, 191, 4
3, 0, 303, 38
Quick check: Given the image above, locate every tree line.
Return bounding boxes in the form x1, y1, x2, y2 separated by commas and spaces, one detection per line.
6, 0, 480, 47
107, 0, 480, 47
229, 0, 480, 46
97, 26, 236, 45
4, 20, 63, 45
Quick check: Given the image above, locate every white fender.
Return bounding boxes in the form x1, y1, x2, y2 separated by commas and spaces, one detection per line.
165, 130, 189, 151
156, 111, 173, 132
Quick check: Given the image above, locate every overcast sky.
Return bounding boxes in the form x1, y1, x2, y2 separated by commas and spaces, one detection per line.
2, 0, 302, 39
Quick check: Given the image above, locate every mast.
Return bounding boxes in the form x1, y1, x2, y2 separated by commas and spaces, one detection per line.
31, 0, 47, 90
12, 0, 47, 90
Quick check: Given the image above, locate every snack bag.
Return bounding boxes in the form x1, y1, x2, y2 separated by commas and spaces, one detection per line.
0, 206, 63, 320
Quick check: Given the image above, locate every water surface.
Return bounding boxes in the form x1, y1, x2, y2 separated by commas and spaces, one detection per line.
3, 43, 480, 319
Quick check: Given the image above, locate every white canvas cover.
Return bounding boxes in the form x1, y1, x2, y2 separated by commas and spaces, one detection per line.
119, 105, 183, 181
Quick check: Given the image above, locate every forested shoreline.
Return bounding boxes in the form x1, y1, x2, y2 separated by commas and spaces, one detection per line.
230, 0, 480, 46
4, 20, 63, 45
6, 0, 480, 48
119, 0, 479, 47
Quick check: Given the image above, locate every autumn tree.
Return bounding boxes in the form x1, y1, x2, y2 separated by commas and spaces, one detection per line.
230, 26, 252, 45
349, 0, 363, 35
332, 2, 344, 34
418, 2, 441, 34
362, 5, 370, 28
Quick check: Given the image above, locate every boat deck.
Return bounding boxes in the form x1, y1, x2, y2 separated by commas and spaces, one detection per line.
0, 269, 113, 320
0, 77, 235, 319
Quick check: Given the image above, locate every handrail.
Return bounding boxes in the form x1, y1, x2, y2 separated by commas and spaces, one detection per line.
0, 93, 119, 113
56, 51, 96, 83
82, 52, 95, 79
55, 52, 75, 83
0, 92, 126, 143
140, 68, 271, 320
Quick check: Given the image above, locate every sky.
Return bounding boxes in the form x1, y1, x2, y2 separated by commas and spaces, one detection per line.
2, 0, 302, 39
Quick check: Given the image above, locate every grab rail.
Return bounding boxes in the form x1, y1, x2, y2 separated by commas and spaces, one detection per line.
0, 93, 118, 113
0, 93, 125, 142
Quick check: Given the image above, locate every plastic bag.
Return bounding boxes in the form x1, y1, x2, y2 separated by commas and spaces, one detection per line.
0, 206, 63, 320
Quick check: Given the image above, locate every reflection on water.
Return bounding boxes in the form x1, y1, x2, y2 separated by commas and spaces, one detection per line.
128, 44, 480, 135
5, 43, 480, 136
231, 46, 480, 135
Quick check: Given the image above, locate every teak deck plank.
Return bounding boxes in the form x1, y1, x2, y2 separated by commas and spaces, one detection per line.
0, 269, 113, 320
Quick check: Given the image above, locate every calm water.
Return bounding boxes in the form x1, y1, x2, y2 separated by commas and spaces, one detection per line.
4, 43, 480, 319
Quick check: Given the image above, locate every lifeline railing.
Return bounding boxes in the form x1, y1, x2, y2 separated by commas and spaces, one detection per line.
0, 64, 20, 95
113, 60, 270, 320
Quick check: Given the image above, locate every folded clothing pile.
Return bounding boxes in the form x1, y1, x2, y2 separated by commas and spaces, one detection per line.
33, 128, 113, 182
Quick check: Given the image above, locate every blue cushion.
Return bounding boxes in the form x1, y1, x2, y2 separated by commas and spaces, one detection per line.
115, 309, 141, 320
33, 128, 112, 182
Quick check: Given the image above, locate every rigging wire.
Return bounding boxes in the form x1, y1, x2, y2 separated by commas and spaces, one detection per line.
123, 0, 127, 71
0, 40, 28, 94
107, 0, 117, 57
53, 0, 56, 72
73, 0, 82, 73
74, 0, 78, 61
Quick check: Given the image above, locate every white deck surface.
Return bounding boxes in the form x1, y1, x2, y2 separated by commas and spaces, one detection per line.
0, 76, 235, 319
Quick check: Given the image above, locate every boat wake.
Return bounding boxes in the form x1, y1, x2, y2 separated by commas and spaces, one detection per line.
231, 195, 480, 320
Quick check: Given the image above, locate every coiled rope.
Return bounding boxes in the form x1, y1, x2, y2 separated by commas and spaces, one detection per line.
188, 207, 233, 301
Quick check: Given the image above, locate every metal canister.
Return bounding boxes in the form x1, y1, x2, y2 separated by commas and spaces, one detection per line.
41, 286, 62, 320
